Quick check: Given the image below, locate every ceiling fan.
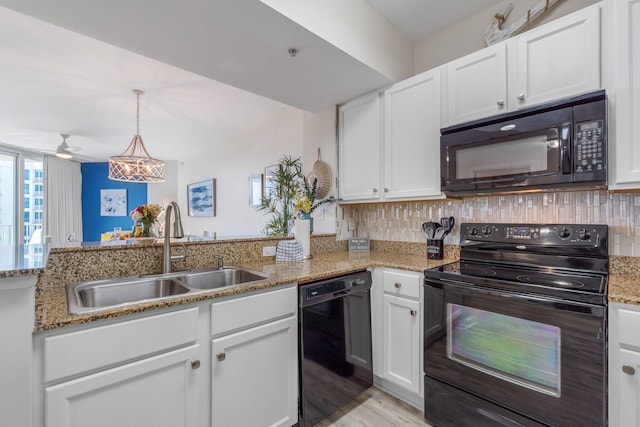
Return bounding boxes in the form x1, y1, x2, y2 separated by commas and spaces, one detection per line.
40, 133, 82, 159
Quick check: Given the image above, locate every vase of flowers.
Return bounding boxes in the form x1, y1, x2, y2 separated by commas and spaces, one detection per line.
130, 203, 162, 237
294, 176, 335, 233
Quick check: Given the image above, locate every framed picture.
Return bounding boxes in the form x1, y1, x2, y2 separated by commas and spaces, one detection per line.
249, 174, 263, 207
100, 189, 127, 216
187, 179, 216, 217
264, 164, 278, 198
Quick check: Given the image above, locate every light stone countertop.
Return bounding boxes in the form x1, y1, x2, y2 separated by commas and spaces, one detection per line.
29, 240, 640, 331
35, 250, 455, 331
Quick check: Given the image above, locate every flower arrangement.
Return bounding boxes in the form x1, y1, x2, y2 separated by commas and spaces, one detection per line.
130, 203, 162, 237
294, 176, 335, 219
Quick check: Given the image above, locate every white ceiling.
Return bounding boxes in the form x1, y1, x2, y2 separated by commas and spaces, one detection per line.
0, 0, 500, 162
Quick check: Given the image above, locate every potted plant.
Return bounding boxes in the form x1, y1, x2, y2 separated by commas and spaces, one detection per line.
257, 155, 305, 236
294, 176, 335, 232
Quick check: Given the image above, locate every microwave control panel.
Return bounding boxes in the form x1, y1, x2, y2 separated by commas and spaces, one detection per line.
575, 119, 605, 173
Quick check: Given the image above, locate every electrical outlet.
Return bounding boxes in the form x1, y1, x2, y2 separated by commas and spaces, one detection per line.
262, 246, 276, 256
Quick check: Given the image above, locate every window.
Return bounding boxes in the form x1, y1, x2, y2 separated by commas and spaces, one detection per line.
0, 147, 43, 245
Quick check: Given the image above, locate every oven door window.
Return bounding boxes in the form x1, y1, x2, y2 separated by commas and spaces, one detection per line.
447, 303, 561, 397
453, 130, 561, 181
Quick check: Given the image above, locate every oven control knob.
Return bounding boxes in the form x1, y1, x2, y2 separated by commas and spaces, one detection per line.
577, 228, 591, 241
482, 226, 492, 236
557, 227, 571, 239
469, 227, 478, 236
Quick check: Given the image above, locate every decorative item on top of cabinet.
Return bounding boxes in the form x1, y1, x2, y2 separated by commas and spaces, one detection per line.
484, 0, 564, 46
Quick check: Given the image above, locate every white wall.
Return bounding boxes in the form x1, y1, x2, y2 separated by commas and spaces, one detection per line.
147, 160, 178, 209
177, 106, 304, 237
414, 0, 599, 73
302, 106, 338, 234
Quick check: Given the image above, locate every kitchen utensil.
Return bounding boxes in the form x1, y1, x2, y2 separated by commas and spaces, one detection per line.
440, 216, 455, 237
422, 222, 433, 239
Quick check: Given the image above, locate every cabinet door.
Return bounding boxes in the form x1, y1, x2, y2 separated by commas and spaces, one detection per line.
443, 43, 507, 126
338, 91, 383, 201
211, 316, 297, 427
384, 68, 443, 200
46, 345, 199, 427
382, 294, 421, 394
509, 4, 600, 110
617, 349, 640, 427
611, 0, 640, 189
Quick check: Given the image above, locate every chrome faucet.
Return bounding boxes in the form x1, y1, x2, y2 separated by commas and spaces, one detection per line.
162, 202, 186, 273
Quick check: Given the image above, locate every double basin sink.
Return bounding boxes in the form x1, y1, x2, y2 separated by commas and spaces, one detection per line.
66, 267, 270, 315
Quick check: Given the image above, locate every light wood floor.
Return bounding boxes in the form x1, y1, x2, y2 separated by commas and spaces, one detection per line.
314, 387, 433, 427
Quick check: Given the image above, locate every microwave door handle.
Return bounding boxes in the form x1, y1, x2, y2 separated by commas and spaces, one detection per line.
561, 125, 571, 174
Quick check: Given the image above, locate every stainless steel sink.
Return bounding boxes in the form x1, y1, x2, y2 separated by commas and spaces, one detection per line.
176, 267, 268, 290
66, 267, 270, 315
68, 277, 190, 314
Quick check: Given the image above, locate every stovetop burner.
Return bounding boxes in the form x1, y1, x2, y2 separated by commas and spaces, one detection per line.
516, 274, 585, 288
425, 222, 609, 305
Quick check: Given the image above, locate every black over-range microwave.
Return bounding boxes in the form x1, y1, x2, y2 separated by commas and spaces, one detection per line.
440, 90, 606, 196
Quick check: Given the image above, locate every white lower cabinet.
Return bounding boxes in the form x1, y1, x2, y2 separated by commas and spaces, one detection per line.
211, 317, 297, 427
35, 284, 299, 427
210, 285, 298, 427
609, 302, 640, 427
371, 268, 424, 409
382, 294, 421, 394
46, 345, 199, 427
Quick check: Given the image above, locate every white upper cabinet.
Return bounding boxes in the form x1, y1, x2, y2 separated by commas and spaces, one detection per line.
338, 70, 443, 203
609, 0, 640, 189
338, 91, 383, 201
442, 43, 508, 127
508, 3, 601, 110
442, 4, 601, 127
384, 68, 443, 200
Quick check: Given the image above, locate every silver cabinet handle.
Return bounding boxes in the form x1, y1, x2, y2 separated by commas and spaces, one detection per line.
410, 309, 417, 316
623, 365, 636, 375
217, 352, 226, 362
394, 282, 402, 288
497, 99, 505, 106
517, 93, 525, 101
373, 188, 378, 193
191, 360, 201, 370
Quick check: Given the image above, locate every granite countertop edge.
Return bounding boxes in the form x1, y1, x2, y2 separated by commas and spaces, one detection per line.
35, 251, 452, 332
32, 251, 640, 331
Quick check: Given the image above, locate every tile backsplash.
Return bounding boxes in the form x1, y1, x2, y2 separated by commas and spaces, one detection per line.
336, 190, 640, 256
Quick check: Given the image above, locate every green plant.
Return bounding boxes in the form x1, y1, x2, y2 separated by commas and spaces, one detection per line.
294, 176, 335, 216
257, 155, 304, 236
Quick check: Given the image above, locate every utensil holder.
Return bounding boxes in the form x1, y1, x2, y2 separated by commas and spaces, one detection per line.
427, 239, 444, 260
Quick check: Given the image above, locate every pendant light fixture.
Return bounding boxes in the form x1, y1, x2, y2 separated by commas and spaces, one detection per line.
108, 89, 165, 183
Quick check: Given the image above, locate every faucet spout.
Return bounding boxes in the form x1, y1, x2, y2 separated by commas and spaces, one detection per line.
162, 201, 186, 274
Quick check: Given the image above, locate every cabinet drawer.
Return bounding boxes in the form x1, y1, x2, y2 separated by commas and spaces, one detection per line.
45, 307, 199, 383
211, 285, 296, 336
383, 270, 421, 299
618, 308, 640, 349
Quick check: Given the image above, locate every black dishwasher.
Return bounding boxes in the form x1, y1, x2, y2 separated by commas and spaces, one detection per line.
299, 271, 373, 427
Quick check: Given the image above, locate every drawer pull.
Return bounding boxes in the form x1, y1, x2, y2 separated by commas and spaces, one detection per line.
394, 282, 402, 289
217, 352, 226, 362
623, 365, 636, 375
497, 99, 505, 106
191, 360, 201, 370
517, 93, 526, 101
410, 309, 417, 316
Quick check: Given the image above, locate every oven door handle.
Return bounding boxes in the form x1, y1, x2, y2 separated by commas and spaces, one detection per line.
429, 280, 605, 316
